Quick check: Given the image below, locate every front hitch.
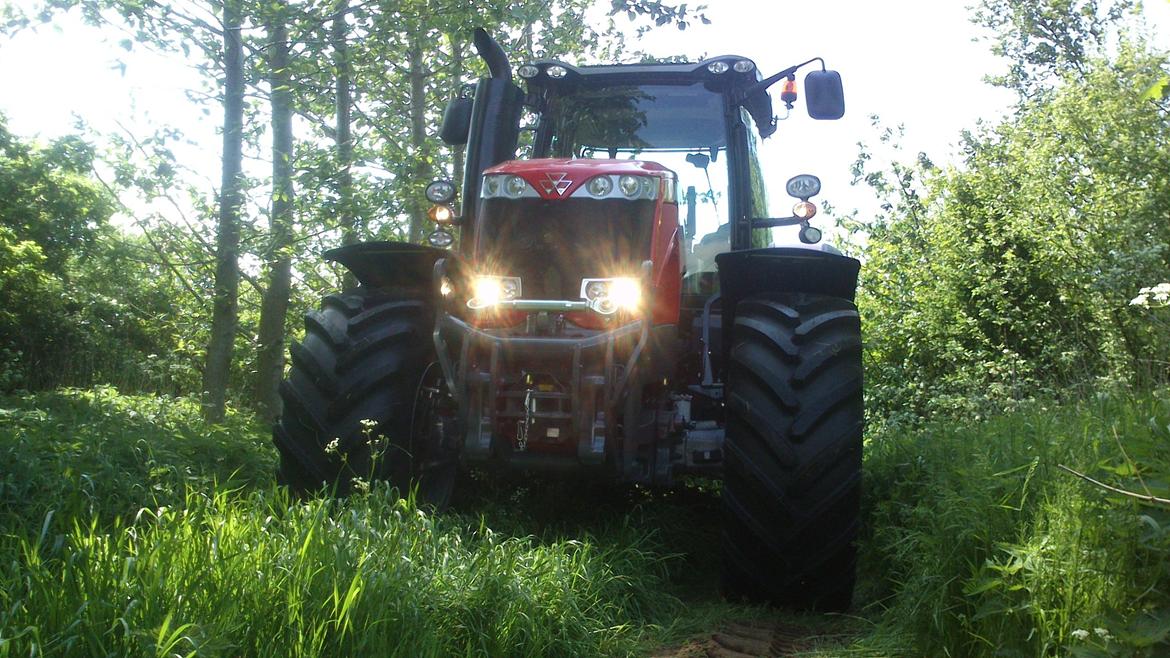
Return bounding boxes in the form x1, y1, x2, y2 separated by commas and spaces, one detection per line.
430, 258, 654, 467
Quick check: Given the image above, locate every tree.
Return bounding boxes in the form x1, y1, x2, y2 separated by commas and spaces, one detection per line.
202, 0, 245, 422
971, 0, 1132, 98
853, 32, 1169, 420
254, 0, 296, 420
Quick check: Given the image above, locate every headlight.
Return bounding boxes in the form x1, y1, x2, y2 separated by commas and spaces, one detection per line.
786, 174, 821, 199
468, 276, 521, 310
425, 179, 456, 203
618, 175, 641, 198
585, 175, 613, 197
733, 59, 755, 73
482, 174, 537, 199
573, 174, 658, 200
580, 277, 641, 315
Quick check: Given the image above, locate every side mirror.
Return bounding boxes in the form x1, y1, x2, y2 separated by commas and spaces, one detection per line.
804, 70, 844, 120
440, 97, 473, 145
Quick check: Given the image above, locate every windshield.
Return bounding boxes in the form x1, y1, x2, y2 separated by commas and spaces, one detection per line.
544, 83, 726, 154
536, 83, 732, 277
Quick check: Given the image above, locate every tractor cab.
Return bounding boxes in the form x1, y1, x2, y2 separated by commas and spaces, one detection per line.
428, 33, 844, 280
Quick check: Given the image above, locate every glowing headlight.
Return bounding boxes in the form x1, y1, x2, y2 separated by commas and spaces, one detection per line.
707, 61, 729, 74
580, 277, 641, 315
468, 276, 521, 310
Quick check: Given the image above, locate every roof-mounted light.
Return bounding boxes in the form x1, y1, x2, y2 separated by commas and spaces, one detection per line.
706, 61, 730, 74
517, 64, 539, 79
546, 65, 568, 79
733, 59, 755, 73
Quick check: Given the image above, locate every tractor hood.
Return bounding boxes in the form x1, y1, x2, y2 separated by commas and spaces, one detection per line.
472, 158, 667, 306
482, 158, 673, 201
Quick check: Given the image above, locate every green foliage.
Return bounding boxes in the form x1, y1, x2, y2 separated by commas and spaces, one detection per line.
971, 0, 1133, 97
854, 43, 1170, 421
0, 387, 269, 527
858, 391, 1170, 657
0, 118, 113, 273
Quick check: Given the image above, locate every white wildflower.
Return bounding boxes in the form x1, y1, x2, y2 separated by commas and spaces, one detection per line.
1071, 629, 1089, 641
324, 438, 340, 455
351, 477, 370, 494
1131, 283, 1170, 308
359, 418, 379, 430
1094, 627, 1113, 641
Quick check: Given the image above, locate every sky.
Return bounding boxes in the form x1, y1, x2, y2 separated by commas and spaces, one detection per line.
1, 0, 1168, 238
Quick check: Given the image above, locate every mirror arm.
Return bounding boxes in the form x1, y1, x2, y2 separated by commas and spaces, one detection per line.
734, 57, 825, 105
750, 216, 807, 229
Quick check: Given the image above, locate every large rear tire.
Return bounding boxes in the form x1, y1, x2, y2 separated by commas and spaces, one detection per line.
721, 293, 863, 610
273, 288, 456, 505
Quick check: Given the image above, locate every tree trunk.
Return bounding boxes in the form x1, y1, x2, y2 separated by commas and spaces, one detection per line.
407, 37, 428, 242
449, 34, 465, 209
334, 0, 357, 288
202, 0, 245, 422
255, 3, 295, 421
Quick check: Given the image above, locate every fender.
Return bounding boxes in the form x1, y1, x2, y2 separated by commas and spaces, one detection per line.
324, 241, 451, 293
715, 246, 860, 359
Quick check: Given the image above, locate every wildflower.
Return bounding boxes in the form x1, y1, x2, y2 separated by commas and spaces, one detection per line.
1094, 628, 1113, 641
324, 438, 340, 455
351, 477, 370, 494
1131, 282, 1170, 308
359, 418, 379, 430
1071, 629, 1089, 641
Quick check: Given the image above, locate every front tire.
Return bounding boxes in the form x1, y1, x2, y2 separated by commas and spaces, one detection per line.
721, 293, 863, 610
273, 288, 456, 505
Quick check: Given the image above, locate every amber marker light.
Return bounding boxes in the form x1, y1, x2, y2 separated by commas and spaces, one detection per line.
793, 201, 817, 220
781, 77, 798, 105
427, 204, 455, 223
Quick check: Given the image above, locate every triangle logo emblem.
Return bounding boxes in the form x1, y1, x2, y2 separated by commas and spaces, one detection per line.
540, 172, 572, 196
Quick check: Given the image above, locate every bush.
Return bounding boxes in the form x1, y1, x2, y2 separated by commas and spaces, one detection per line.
859, 390, 1170, 656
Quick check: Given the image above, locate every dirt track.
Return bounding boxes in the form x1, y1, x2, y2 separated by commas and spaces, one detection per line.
652, 619, 854, 658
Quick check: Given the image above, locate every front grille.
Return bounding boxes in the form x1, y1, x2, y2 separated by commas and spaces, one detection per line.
475, 198, 654, 300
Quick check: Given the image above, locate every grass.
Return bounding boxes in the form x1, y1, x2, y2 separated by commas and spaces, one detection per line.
0, 387, 748, 657
1, 386, 1167, 656
858, 389, 1170, 657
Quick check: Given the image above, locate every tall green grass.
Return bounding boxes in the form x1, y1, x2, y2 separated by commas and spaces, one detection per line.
6, 386, 1167, 656
859, 390, 1170, 656
3, 489, 677, 656
0, 388, 695, 657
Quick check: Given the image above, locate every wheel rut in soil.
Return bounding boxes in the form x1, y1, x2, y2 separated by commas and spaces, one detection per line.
651, 619, 852, 658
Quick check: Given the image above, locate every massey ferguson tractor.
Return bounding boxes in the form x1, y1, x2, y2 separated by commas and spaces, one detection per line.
274, 29, 862, 610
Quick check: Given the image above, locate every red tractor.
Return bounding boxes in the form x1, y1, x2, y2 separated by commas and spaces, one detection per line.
275, 29, 862, 610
